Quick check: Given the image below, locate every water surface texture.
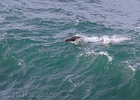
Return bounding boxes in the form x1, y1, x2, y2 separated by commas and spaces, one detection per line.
0, 0, 140, 100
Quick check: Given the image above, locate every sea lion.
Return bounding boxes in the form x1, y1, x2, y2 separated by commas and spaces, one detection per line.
64, 36, 82, 42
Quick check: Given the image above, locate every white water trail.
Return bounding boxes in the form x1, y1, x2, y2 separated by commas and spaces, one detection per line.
71, 34, 130, 45
85, 35, 129, 44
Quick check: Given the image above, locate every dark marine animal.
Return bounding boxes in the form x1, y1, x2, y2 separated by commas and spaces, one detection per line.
64, 36, 82, 42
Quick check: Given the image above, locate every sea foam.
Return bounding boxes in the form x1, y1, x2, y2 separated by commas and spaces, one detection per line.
0, 16, 5, 23
70, 34, 129, 45
85, 51, 113, 61
84, 35, 129, 44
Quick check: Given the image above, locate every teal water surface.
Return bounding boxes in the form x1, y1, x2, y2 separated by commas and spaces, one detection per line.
0, 0, 140, 100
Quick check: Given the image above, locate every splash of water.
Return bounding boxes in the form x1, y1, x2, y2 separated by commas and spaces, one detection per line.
100, 35, 129, 44
70, 34, 129, 45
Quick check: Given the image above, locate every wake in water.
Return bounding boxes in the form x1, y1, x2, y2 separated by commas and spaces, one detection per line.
66, 34, 130, 62
67, 34, 130, 45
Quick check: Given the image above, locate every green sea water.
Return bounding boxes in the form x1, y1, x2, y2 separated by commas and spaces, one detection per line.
0, 0, 140, 100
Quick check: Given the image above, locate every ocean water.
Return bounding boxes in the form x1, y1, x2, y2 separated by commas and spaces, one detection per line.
0, 0, 140, 100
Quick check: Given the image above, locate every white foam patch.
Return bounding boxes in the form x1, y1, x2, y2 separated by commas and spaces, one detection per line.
99, 51, 113, 61
84, 51, 112, 61
65, 75, 84, 92
74, 20, 84, 25
86, 51, 96, 55
100, 35, 129, 44
0, 33, 7, 41
128, 64, 136, 72
75, 20, 80, 25
18, 59, 25, 67
84, 35, 100, 42
71, 34, 130, 45
0, 17, 5, 23
124, 61, 136, 72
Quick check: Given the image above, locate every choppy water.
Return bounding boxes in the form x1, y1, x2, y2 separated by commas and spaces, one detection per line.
0, 0, 140, 100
